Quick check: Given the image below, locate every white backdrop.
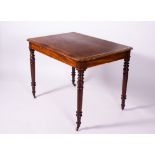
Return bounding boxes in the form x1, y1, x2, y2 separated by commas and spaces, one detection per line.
0, 22, 155, 133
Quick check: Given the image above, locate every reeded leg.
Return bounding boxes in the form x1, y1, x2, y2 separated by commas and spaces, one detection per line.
71, 67, 76, 86
121, 54, 130, 110
76, 69, 85, 131
30, 48, 36, 98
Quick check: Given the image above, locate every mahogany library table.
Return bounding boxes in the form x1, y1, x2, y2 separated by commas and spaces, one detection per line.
27, 32, 133, 131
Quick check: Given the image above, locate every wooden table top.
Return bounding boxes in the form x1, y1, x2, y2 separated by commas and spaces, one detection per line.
28, 32, 132, 69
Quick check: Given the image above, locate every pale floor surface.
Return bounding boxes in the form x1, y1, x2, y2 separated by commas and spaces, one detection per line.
0, 66, 155, 134
0, 21, 155, 134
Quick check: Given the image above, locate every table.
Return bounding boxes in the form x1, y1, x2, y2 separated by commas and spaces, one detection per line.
27, 32, 133, 131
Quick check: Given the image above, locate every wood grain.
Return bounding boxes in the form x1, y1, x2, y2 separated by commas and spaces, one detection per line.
28, 32, 132, 69
27, 32, 133, 131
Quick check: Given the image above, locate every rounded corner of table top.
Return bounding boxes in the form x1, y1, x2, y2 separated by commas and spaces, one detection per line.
27, 38, 31, 42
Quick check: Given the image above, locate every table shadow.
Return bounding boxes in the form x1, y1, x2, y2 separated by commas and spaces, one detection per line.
125, 103, 155, 111
36, 78, 90, 98
88, 53, 155, 111
80, 118, 155, 132
36, 84, 72, 98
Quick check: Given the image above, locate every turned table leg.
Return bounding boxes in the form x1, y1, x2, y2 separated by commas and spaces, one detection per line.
71, 67, 76, 86
121, 54, 130, 110
76, 69, 85, 131
30, 48, 36, 98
